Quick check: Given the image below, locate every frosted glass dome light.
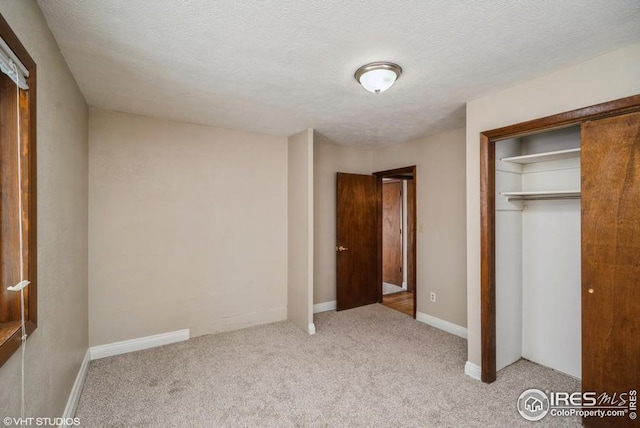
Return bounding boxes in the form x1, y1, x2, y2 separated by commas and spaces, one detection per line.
355, 62, 402, 94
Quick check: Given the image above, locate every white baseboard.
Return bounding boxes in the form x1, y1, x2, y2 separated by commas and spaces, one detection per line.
313, 300, 336, 313
90, 329, 190, 360
308, 323, 316, 335
60, 349, 90, 427
416, 311, 467, 339
465, 361, 482, 381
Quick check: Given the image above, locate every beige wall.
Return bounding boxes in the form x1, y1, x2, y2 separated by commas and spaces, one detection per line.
287, 129, 314, 333
0, 0, 89, 419
313, 139, 373, 304
89, 109, 288, 346
465, 42, 640, 369
373, 129, 467, 327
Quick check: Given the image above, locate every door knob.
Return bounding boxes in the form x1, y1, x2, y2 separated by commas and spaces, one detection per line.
336, 245, 349, 252
588, 288, 594, 294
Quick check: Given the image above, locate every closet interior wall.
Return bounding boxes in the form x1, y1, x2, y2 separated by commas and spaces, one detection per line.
495, 126, 581, 379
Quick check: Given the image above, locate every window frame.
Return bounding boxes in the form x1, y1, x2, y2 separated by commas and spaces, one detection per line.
0, 13, 37, 368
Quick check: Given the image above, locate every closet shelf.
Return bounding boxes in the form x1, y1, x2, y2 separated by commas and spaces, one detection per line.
501, 190, 581, 202
500, 148, 580, 164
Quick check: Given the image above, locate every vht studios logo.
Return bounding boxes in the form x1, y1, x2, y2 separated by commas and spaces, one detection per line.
517, 388, 637, 421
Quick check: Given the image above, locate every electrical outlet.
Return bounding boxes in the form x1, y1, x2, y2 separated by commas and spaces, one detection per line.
430, 292, 436, 302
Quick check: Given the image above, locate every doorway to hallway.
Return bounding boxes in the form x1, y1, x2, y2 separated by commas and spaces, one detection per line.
380, 171, 415, 317
335, 166, 416, 318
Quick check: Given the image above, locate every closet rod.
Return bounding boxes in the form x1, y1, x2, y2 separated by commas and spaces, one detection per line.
504, 195, 581, 202
501, 190, 581, 203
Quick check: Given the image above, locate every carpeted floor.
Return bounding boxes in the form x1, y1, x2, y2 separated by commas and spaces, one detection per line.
383, 282, 404, 295
76, 305, 581, 427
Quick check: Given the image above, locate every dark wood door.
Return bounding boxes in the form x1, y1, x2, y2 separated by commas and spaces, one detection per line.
336, 173, 379, 311
382, 181, 403, 286
581, 112, 640, 428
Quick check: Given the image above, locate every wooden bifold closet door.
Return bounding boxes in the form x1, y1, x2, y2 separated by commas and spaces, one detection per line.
581, 111, 640, 428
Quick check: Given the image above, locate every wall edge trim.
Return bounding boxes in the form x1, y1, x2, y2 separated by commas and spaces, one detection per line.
313, 300, 336, 313
89, 329, 190, 360
464, 361, 482, 381
60, 349, 91, 426
416, 311, 467, 339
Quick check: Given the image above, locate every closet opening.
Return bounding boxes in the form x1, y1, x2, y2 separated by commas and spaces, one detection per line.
494, 125, 581, 380
479, 94, 640, 391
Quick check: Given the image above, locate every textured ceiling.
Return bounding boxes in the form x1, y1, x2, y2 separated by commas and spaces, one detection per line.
37, 0, 640, 147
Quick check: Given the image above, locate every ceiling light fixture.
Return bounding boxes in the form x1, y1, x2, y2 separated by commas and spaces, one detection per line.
354, 61, 402, 94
